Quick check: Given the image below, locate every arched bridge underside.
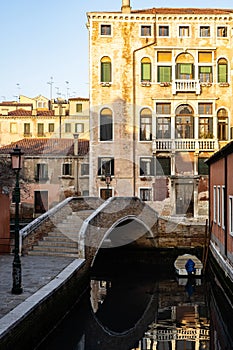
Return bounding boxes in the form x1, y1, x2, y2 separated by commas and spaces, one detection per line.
78, 197, 158, 265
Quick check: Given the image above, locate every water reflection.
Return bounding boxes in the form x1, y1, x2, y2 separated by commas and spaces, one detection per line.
37, 264, 233, 350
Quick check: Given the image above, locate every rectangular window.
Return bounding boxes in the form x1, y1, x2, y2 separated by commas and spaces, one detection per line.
198, 103, 212, 115
213, 186, 217, 223
156, 103, 171, 115
200, 26, 210, 37
65, 123, 71, 133
179, 26, 190, 37
199, 66, 212, 83
100, 24, 111, 36
198, 158, 209, 175
75, 123, 84, 133
222, 186, 225, 229
198, 52, 212, 63
141, 25, 152, 36
141, 62, 151, 82
157, 51, 172, 62
158, 26, 169, 37
48, 123, 54, 133
217, 186, 221, 226
37, 123, 44, 137
158, 66, 171, 82
34, 190, 48, 214
140, 188, 152, 201
101, 62, 111, 83
156, 157, 171, 176
217, 26, 227, 37
10, 122, 18, 134
140, 158, 153, 176
218, 64, 227, 83
98, 157, 114, 176
156, 117, 171, 138
76, 104, 82, 113
81, 163, 89, 176
229, 196, 233, 236
24, 123, 31, 136
177, 63, 193, 79
62, 163, 72, 176
140, 116, 152, 141
36, 163, 48, 181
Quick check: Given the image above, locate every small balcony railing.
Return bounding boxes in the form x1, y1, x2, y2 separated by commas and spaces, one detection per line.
152, 139, 218, 152
172, 79, 201, 95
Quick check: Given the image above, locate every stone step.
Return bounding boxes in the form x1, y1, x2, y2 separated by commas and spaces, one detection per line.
32, 245, 78, 253
37, 240, 78, 248
28, 250, 79, 258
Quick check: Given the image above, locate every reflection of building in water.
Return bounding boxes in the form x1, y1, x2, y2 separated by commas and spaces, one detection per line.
90, 280, 111, 313
133, 304, 209, 349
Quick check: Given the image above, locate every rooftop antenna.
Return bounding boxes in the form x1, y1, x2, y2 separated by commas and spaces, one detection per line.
65, 81, 70, 100
47, 76, 54, 100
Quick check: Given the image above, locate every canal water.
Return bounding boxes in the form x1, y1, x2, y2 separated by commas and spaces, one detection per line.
36, 257, 233, 350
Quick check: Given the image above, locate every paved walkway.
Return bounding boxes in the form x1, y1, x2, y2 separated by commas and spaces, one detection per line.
0, 254, 74, 319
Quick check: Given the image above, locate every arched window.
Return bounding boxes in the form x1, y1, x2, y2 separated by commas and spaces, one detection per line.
141, 57, 151, 82
140, 108, 152, 141
217, 108, 228, 141
101, 56, 112, 83
217, 58, 228, 83
100, 108, 113, 141
175, 104, 194, 139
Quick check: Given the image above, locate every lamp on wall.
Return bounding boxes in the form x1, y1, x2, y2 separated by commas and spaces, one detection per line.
10, 145, 24, 294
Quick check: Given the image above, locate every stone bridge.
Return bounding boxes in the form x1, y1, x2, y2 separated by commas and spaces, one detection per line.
21, 196, 207, 267
78, 196, 206, 266
78, 197, 159, 265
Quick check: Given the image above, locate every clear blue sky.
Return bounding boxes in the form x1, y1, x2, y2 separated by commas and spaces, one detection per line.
0, 0, 232, 101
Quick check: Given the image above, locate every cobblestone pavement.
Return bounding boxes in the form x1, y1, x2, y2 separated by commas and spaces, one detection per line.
0, 254, 74, 319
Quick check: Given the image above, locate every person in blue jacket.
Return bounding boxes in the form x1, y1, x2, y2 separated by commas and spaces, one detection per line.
185, 258, 196, 275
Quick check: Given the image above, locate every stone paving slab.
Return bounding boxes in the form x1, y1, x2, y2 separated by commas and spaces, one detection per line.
0, 254, 74, 319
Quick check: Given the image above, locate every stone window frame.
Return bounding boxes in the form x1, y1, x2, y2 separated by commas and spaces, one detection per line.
140, 25, 152, 37
217, 26, 227, 38
199, 25, 211, 38
178, 25, 190, 38
158, 25, 170, 37
100, 24, 112, 36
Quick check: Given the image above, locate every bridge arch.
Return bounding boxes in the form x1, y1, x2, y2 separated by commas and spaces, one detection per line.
91, 214, 155, 267
78, 197, 158, 266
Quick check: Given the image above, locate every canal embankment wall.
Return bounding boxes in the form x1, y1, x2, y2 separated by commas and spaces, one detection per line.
0, 259, 89, 350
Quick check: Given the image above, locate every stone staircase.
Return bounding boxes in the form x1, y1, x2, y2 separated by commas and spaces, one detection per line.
28, 210, 93, 258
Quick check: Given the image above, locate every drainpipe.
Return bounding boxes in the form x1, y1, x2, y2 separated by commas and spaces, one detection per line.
132, 17, 157, 196
73, 133, 79, 195
224, 155, 228, 256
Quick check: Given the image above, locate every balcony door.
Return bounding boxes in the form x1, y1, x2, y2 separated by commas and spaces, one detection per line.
175, 104, 194, 139
175, 181, 194, 216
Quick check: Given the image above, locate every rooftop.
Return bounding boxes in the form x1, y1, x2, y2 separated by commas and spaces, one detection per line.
0, 138, 89, 157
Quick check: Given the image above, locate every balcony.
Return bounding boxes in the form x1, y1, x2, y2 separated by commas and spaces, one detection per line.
152, 139, 218, 152
172, 79, 201, 95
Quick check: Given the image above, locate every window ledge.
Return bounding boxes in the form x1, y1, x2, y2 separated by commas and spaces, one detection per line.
59, 175, 74, 179
101, 82, 112, 87
219, 83, 229, 87
141, 81, 151, 87
140, 176, 153, 181
160, 82, 171, 87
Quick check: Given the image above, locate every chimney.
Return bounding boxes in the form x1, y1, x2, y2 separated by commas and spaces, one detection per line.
121, 0, 131, 13
73, 133, 79, 156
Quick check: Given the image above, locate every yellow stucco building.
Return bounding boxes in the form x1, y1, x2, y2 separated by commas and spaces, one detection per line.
87, 0, 233, 219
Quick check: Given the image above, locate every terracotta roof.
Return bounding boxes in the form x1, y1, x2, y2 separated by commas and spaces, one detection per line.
0, 102, 32, 107
36, 110, 55, 116
0, 138, 89, 157
68, 97, 89, 102
8, 109, 32, 116
132, 7, 233, 15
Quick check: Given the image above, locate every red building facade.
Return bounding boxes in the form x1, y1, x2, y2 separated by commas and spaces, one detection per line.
207, 141, 233, 284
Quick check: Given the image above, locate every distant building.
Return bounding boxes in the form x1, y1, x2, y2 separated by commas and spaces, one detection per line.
0, 95, 89, 146
206, 141, 233, 285
0, 137, 89, 218
87, 0, 233, 219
